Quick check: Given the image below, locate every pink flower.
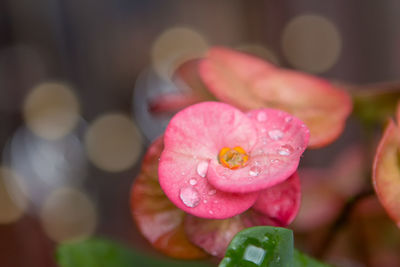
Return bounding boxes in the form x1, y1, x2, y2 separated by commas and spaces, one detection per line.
132, 135, 302, 259
158, 101, 309, 219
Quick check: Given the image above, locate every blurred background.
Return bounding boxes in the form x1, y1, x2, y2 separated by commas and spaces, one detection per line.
1, 1, 400, 266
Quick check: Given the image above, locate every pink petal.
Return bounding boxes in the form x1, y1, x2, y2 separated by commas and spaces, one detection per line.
373, 119, 400, 226
159, 150, 259, 219
184, 210, 278, 258
131, 137, 207, 259
199, 47, 352, 148
162, 101, 258, 159
199, 47, 276, 110
252, 172, 301, 226
206, 109, 309, 193
252, 70, 351, 148
148, 93, 202, 114
159, 102, 262, 218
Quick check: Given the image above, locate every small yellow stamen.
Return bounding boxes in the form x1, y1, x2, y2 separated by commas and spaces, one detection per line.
218, 146, 249, 169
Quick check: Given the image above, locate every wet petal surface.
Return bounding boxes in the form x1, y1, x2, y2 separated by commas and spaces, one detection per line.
206, 109, 309, 193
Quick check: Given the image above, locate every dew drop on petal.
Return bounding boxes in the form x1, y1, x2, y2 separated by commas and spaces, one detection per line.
278, 149, 290, 156
268, 129, 284, 141
179, 187, 200, 208
208, 189, 217, 196
257, 112, 267, 122
278, 144, 294, 156
189, 178, 197, 185
209, 210, 214, 215
249, 165, 262, 176
285, 116, 293, 123
196, 161, 208, 178
203, 199, 208, 204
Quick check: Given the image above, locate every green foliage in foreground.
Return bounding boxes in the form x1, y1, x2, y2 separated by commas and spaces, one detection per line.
220, 226, 332, 267
56, 238, 212, 267
56, 227, 331, 267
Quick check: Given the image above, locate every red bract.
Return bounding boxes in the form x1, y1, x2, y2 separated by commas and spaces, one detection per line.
199, 47, 352, 148
373, 102, 400, 227
158, 102, 309, 219
130, 137, 207, 259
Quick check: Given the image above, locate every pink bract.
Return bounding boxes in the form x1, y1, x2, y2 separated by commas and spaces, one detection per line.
158, 101, 309, 219
199, 46, 352, 148
252, 172, 301, 225
184, 173, 300, 258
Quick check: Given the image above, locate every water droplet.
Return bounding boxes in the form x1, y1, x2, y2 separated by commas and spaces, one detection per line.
268, 129, 284, 140
243, 245, 266, 265
254, 159, 265, 166
209, 210, 214, 215
196, 161, 208, 178
210, 249, 218, 256
270, 159, 280, 163
261, 136, 268, 145
189, 178, 197, 185
208, 189, 217, 196
278, 144, 293, 156
179, 187, 200, 208
249, 166, 262, 176
203, 199, 208, 204
285, 116, 293, 123
213, 200, 219, 204
181, 171, 185, 175
278, 149, 290, 156
257, 112, 267, 122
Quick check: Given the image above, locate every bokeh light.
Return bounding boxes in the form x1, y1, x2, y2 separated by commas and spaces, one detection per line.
0, 167, 28, 224
23, 82, 80, 140
85, 113, 142, 172
40, 187, 97, 243
4, 125, 88, 207
151, 27, 209, 80
282, 14, 341, 73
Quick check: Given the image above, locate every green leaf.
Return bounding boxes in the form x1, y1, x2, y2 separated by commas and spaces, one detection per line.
219, 226, 294, 267
294, 249, 332, 267
352, 82, 400, 128
56, 238, 212, 267
219, 226, 332, 267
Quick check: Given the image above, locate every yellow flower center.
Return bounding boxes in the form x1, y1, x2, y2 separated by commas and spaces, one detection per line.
218, 146, 249, 169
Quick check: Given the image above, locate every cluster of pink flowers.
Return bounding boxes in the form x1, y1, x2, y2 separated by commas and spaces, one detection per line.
131, 47, 352, 259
